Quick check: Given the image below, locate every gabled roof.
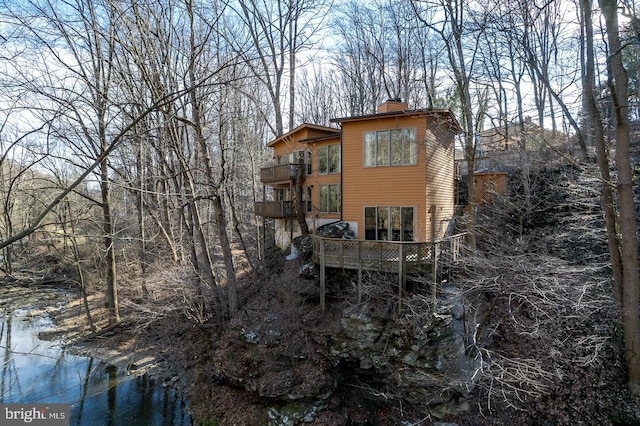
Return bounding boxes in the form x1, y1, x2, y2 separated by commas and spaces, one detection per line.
330, 108, 462, 133
266, 123, 341, 148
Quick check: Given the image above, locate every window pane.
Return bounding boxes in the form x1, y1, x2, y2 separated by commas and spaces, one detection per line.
377, 206, 389, 241
318, 146, 328, 174
275, 188, 291, 201
377, 131, 389, 166
365, 207, 376, 240
404, 128, 417, 164
329, 144, 340, 173
364, 132, 376, 167
319, 185, 328, 212
329, 184, 341, 213
401, 207, 414, 241
391, 129, 403, 165
306, 151, 312, 174
305, 186, 312, 212
390, 207, 401, 241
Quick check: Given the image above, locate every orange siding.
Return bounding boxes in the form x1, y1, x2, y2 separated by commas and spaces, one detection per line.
424, 128, 455, 241
265, 117, 456, 243
341, 115, 454, 242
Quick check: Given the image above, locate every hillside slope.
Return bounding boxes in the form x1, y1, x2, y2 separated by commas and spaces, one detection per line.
187, 162, 640, 425
450, 163, 639, 425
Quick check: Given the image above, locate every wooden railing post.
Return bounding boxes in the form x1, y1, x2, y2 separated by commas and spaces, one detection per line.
319, 238, 326, 312
357, 240, 362, 304
398, 244, 406, 313
430, 204, 437, 313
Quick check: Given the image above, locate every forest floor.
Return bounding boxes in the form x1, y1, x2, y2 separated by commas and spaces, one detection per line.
12, 241, 640, 426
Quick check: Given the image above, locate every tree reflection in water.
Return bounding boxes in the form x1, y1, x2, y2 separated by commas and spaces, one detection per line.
0, 308, 190, 425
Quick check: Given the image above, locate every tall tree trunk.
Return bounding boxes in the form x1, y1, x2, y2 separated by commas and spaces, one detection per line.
600, 0, 640, 395
295, 157, 309, 236
186, 1, 238, 313
288, 9, 297, 132
582, 0, 624, 303
101, 160, 120, 325
224, 156, 256, 272
180, 196, 208, 319
213, 190, 238, 312
136, 143, 149, 295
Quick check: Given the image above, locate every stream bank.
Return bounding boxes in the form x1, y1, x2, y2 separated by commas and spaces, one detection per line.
0, 275, 195, 425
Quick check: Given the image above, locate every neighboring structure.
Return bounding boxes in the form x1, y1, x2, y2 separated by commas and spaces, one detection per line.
473, 171, 507, 205
455, 117, 567, 205
256, 100, 462, 248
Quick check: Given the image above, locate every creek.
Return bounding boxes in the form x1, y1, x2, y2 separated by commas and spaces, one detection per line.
0, 287, 191, 425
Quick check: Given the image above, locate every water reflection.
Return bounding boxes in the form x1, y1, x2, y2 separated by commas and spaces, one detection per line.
0, 307, 191, 425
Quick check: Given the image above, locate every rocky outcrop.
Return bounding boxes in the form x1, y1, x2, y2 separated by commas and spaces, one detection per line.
317, 284, 478, 418
197, 276, 480, 424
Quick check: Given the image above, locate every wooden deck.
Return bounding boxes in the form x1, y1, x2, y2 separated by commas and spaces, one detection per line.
312, 233, 467, 311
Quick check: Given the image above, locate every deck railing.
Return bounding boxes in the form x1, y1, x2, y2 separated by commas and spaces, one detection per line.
254, 201, 297, 218
312, 233, 467, 271
260, 163, 302, 183
312, 233, 468, 311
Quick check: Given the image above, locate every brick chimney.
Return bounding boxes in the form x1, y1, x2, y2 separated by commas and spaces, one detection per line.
376, 98, 409, 113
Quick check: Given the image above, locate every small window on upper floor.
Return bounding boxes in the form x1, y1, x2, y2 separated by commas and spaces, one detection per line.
306, 151, 312, 174
304, 186, 312, 213
364, 128, 417, 167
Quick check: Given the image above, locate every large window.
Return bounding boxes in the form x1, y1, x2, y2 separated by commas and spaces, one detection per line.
318, 144, 341, 174
364, 206, 414, 241
364, 128, 417, 167
276, 150, 307, 167
319, 184, 341, 213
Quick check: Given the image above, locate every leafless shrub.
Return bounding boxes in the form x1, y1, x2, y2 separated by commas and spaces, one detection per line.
344, 270, 401, 314
453, 246, 619, 420
449, 165, 626, 423
113, 262, 226, 331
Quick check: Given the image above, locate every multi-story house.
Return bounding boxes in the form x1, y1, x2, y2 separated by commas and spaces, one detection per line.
255, 99, 461, 249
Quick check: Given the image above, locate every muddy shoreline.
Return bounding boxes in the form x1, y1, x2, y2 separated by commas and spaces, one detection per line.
2, 279, 194, 398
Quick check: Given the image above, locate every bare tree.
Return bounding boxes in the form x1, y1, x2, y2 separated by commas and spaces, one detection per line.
227, 0, 329, 137
1, 0, 125, 323
597, 0, 640, 394
412, 0, 487, 248
331, 0, 388, 115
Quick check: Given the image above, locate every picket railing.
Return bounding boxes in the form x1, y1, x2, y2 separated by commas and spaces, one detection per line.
312, 233, 468, 311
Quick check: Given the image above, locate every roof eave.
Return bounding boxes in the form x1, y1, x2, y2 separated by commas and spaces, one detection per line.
331, 108, 462, 133
266, 123, 339, 147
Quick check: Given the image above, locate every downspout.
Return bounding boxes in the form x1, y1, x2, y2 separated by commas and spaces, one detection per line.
340, 126, 344, 224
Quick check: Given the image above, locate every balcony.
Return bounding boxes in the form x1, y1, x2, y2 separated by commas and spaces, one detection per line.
254, 201, 297, 218
260, 163, 303, 184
